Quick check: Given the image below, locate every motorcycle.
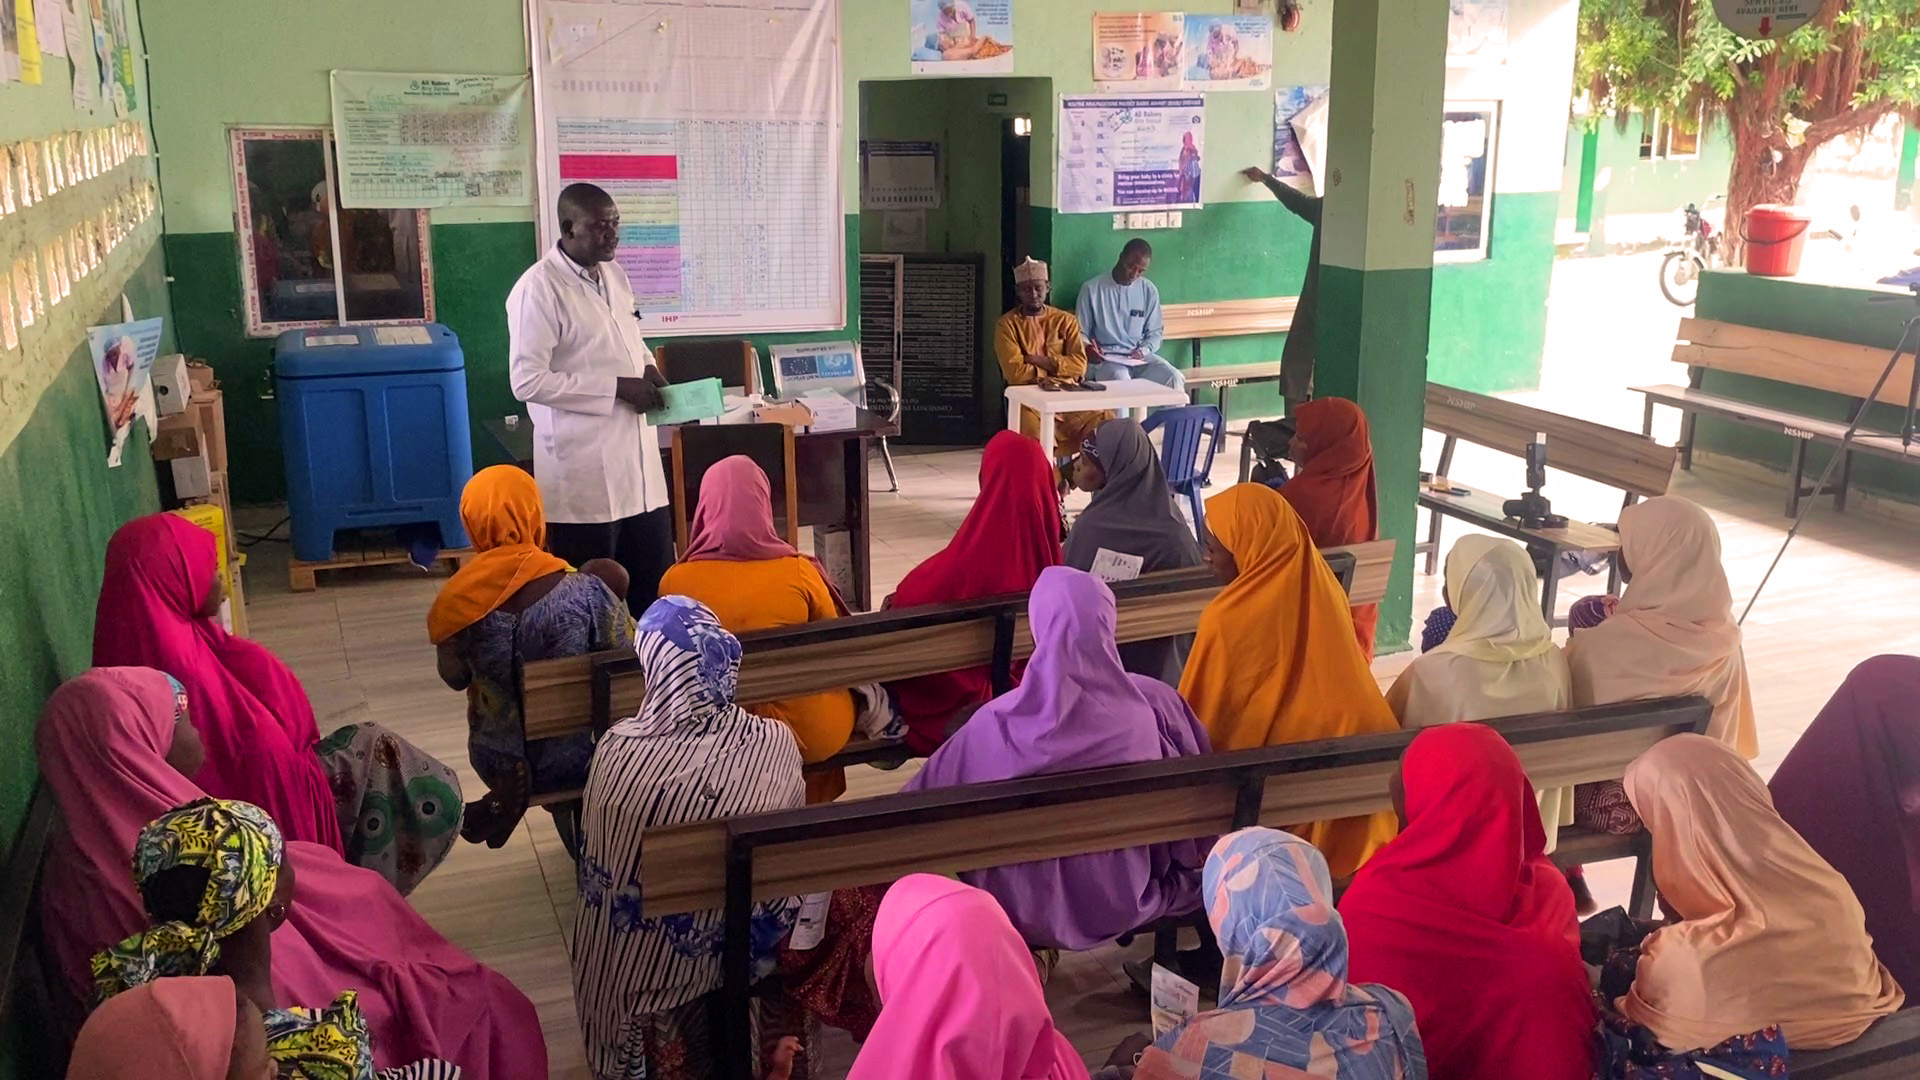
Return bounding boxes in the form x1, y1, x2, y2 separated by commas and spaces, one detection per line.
1659, 198, 1722, 307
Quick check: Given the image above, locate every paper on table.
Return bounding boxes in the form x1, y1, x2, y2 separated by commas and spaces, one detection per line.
1149, 963, 1200, 1037
1089, 547, 1144, 583
644, 377, 725, 427
1097, 350, 1148, 367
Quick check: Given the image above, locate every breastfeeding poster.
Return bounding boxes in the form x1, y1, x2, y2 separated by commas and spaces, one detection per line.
1272, 85, 1328, 193
1058, 95, 1206, 215
909, 0, 1014, 75
1180, 15, 1272, 91
88, 315, 161, 466
1092, 12, 1183, 92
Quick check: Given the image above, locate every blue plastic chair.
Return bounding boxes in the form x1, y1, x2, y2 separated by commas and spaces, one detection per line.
1142, 404, 1224, 541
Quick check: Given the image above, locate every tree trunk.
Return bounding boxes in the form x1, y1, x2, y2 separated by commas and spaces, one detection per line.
1723, 119, 1809, 263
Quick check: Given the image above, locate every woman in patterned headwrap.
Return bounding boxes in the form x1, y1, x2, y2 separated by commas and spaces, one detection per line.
92, 797, 461, 1079
1133, 828, 1426, 1079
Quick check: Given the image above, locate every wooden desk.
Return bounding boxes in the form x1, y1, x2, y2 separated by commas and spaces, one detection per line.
483, 410, 901, 609
1416, 486, 1622, 620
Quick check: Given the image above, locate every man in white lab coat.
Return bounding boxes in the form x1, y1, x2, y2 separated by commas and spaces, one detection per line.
507, 182, 673, 609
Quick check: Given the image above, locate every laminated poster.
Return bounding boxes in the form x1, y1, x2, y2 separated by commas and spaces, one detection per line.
1057, 94, 1206, 215
909, 0, 1013, 75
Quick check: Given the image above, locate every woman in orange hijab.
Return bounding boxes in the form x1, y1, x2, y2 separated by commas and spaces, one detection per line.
1279, 398, 1380, 659
429, 465, 633, 851
1179, 483, 1399, 877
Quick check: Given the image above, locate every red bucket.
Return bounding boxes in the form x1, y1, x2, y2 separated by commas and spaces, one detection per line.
1742, 204, 1812, 277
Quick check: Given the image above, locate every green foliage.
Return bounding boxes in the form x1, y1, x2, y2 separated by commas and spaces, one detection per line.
1577, 0, 1920, 121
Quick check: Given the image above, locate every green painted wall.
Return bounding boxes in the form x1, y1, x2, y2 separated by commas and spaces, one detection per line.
0, 5, 170, 1071
1429, 192, 1559, 392
1692, 270, 1920, 505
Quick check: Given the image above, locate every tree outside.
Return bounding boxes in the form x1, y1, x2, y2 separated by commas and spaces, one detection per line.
1576, 0, 1920, 257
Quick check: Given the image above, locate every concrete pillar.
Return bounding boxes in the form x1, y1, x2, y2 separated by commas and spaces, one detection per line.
1316, 0, 1448, 651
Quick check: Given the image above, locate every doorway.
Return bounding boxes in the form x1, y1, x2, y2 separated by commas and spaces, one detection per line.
857, 77, 1052, 440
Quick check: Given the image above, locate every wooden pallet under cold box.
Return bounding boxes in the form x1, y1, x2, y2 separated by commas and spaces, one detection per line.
287, 536, 473, 593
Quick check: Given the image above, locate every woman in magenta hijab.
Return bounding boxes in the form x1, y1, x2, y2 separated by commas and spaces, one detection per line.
904, 567, 1211, 949
92, 513, 342, 853
849, 875, 1090, 1080
1770, 654, 1920, 999
36, 668, 548, 1079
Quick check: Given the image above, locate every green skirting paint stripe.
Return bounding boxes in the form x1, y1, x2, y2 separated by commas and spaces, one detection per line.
1317, 262, 1432, 651
1574, 126, 1600, 233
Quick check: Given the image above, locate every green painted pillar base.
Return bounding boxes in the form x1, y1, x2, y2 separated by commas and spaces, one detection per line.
1316, 265, 1432, 651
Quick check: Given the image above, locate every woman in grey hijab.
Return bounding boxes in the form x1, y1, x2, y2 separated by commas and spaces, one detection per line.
1064, 417, 1206, 686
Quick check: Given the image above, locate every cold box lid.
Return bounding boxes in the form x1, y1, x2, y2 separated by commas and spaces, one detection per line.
274, 324, 463, 378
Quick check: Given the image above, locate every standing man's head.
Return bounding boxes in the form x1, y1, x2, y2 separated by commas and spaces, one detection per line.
1113, 239, 1152, 285
557, 183, 620, 267
1013, 257, 1050, 315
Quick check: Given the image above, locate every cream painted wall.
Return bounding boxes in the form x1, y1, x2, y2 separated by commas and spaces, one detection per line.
1446, 0, 1578, 196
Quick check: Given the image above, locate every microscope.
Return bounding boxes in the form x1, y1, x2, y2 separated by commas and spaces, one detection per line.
1502, 432, 1568, 529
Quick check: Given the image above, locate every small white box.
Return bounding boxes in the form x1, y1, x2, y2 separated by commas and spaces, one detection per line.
171, 454, 212, 499
1111, 213, 1128, 230
151, 353, 190, 417
1168, 211, 1183, 228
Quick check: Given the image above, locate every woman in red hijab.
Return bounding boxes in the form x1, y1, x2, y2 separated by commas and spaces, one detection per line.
884, 431, 1062, 753
1280, 397, 1380, 658
93, 514, 344, 855
1339, 724, 1595, 1080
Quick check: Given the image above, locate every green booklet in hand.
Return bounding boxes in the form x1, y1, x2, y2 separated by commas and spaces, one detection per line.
643, 377, 725, 427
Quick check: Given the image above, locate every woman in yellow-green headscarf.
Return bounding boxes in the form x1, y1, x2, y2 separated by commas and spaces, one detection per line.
92, 798, 458, 1080
1178, 484, 1399, 878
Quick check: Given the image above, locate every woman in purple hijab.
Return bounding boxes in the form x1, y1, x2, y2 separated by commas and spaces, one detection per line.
904, 566, 1212, 949
1769, 654, 1920, 1001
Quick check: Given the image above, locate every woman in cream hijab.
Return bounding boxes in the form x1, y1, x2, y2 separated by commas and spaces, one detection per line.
1615, 733, 1902, 1055
1564, 496, 1756, 758
1387, 535, 1574, 846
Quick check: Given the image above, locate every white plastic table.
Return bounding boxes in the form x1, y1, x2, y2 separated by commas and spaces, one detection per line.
1004, 380, 1191, 456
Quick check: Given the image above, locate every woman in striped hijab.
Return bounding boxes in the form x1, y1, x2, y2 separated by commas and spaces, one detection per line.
571, 595, 810, 1080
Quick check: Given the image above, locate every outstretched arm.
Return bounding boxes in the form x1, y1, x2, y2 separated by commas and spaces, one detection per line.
1242, 166, 1321, 224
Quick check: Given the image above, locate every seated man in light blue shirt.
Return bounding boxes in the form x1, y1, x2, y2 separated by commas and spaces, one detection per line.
1075, 238, 1186, 395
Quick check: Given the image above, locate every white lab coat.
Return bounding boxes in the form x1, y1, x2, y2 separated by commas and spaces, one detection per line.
506, 246, 670, 524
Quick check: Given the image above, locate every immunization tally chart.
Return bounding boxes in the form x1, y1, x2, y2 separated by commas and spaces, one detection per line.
531, 0, 844, 334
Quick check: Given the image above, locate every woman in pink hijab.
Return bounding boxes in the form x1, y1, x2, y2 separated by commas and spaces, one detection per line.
68, 976, 274, 1080
849, 875, 1090, 1080
37, 668, 549, 1080
92, 513, 342, 853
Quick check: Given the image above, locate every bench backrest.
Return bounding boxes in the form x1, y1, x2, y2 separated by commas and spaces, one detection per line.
522, 541, 1393, 742
1425, 382, 1679, 498
1674, 317, 1915, 409
1796, 1009, 1920, 1079
1162, 297, 1298, 341
639, 696, 1711, 915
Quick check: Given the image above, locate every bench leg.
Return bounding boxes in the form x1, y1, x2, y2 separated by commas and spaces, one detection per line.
1540, 548, 1565, 623
1423, 436, 1457, 576
1836, 447, 1853, 513
1787, 440, 1808, 518
1628, 842, 1658, 921
723, 847, 755, 1080
1239, 436, 1254, 484
1642, 396, 1655, 437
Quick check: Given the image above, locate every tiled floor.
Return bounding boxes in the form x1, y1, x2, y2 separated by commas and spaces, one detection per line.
237, 254, 1920, 1077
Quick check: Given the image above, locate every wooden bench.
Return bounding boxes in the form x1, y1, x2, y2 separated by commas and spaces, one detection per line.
1635, 317, 1920, 517
1422, 382, 1680, 617
1162, 298, 1297, 460
1797, 1011, 1920, 1078
1, 785, 77, 1077
519, 540, 1392, 754
648, 696, 1709, 1078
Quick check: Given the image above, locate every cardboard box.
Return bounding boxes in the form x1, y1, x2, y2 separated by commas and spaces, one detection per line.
187, 361, 218, 393
752, 401, 814, 428
171, 454, 212, 499
189, 391, 228, 473
150, 411, 203, 460
151, 353, 190, 417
